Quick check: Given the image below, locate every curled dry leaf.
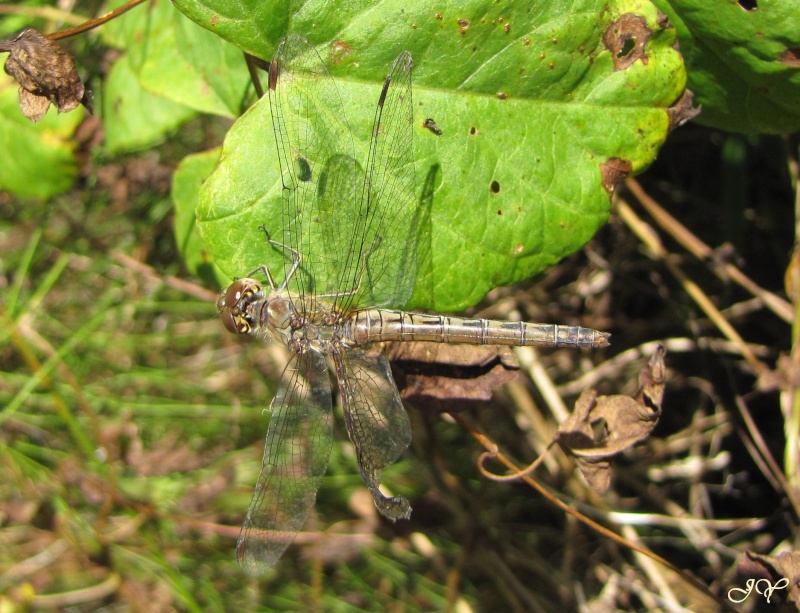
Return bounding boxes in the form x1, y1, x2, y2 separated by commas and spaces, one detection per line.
735, 550, 800, 605
667, 89, 702, 132
557, 344, 666, 492
386, 341, 519, 413
0, 28, 89, 122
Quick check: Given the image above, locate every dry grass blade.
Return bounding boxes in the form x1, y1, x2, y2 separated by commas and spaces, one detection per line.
449, 412, 737, 612
626, 178, 793, 323
616, 196, 771, 381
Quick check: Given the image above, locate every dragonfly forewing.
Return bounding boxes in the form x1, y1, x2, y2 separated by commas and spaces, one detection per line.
270, 35, 417, 315
339, 49, 417, 311
269, 35, 358, 308
237, 350, 333, 576
333, 348, 412, 520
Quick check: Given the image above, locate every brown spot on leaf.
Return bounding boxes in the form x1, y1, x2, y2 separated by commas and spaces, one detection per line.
602, 14, 652, 71
556, 345, 665, 492
329, 40, 352, 65
435, 12, 443, 20
496, 92, 507, 100
458, 18, 470, 35
667, 89, 702, 131
210, 15, 219, 26
599, 157, 632, 194
0, 28, 90, 122
779, 47, 800, 67
386, 343, 520, 413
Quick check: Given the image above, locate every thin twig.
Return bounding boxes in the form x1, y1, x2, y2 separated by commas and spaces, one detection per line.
0, 4, 84, 25
626, 177, 793, 323
616, 197, 770, 380
449, 412, 737, 612
109, 249, 219, 303
47, 0, 148, 41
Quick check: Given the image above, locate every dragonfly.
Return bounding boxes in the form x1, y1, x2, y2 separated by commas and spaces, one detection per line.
217, 34, 610, 576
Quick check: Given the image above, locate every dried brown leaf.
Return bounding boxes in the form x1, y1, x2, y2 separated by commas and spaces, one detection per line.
667, 89, 702, 131
386, 341, 519, 413
557, 345, 665, 491
734, 550, 800, 605
0, 28, 89, 122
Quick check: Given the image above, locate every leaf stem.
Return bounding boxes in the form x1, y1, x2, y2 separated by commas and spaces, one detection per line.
47, 0, 149, 41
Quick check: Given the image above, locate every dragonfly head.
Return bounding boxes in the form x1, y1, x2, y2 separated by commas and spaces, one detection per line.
217, 278, 262, 334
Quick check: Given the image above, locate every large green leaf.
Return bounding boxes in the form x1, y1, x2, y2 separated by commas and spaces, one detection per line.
0, 74, 82, 199
102, 0, 250, 118
172, 148, 229, 288
653, 0, 800, 133
194, 0, 684, 311
103, 53, 196, 153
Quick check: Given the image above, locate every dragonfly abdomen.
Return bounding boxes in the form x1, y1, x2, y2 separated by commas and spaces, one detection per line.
353, 309, 609, 348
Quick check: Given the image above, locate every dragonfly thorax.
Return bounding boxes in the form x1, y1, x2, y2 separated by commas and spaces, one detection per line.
218, 278, 355, 353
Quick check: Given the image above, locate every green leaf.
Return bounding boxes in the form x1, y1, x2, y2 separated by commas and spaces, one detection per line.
653, 0, 800, 133
102, 0, 250, 118
172, 148, 229, 288
196, 0, 683, 311
0, 74, 82, 199
172, 0, 290, 60
103, 53, 196, 153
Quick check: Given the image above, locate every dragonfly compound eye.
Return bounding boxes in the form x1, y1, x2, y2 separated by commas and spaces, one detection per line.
220, 307, 245, 334
222, 279, 261, 309
219, 279, 262, 334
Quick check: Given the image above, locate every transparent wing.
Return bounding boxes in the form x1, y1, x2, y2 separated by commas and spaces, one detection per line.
268, 36, 417, 312
332, 50, 417, 312
237, 350, 333, 576
268, 35, 358, 310
333, 348, 412, 519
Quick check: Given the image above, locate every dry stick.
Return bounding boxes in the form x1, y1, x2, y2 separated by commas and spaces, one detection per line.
735, 392, 800, 517
244, 53, 266, 100
449, 412, 737, 612
783, 136, 800, 491
626, 178, 800, 511
559, 337, 770, 397
616, 197, 770, 381
626, 178, 793, 324
46, 0, 148, 41
0, 4, 84, 25
28, 573, 122, 609
109, 249, 219, 303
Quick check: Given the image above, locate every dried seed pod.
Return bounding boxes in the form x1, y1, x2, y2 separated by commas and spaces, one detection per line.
0, 28, 89, 122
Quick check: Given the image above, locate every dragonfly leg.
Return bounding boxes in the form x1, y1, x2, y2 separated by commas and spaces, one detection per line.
257, 225, 302, 290
353, 235, 383, 298
244, 265, 278, 291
